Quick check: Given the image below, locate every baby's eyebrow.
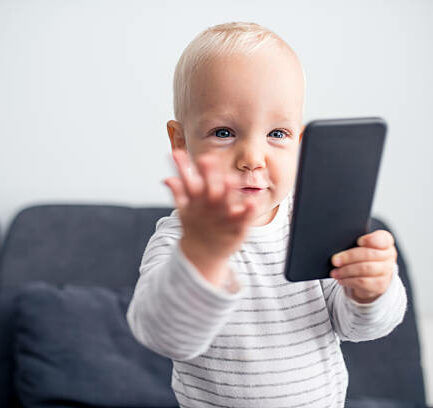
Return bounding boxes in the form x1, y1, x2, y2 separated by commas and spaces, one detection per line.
196, 112, 299, 129
197, 113, 237, 127
274, 116, 295, 123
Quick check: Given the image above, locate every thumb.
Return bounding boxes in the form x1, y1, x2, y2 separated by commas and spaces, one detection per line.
229, 198, 257, 222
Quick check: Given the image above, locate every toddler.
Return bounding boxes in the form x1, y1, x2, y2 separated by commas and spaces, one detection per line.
126, 22, 407, 408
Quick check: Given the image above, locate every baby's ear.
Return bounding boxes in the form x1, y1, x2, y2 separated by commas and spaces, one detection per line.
167, 120, 186, 151
299, 124, 305, 143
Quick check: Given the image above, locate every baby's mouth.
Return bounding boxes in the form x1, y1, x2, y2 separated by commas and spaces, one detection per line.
239, 187, 267, 194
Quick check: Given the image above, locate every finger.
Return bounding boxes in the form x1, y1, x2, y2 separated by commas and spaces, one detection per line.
225, 173, 242, 194
330, 260, 394, 279
357, 229, 395, 249
220, 176, 239, 215
224, 173, 244, 208
228, 198, 256, 222
163, 177, 189, 209
334, 275, 389, 294
331, 245, 397, 267
172, 149, 204, 198
195, 154, 226, 204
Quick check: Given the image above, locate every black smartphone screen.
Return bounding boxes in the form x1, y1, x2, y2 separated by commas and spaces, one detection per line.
284, 117, 387, 282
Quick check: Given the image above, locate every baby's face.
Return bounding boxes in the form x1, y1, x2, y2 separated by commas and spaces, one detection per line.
169, 46, 305, 226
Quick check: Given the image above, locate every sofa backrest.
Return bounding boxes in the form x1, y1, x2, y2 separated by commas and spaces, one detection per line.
0, 205, 174, 408
0, 204, 427, 406
0, 205, 172, 288
340, 217, 426, 404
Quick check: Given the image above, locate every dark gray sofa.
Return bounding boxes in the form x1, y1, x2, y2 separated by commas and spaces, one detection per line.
0, 204, 429, 407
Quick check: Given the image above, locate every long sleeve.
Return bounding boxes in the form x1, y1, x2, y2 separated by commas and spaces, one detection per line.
127, 198, 354, 408
319, 262, 407, 342
126, 223, 245, 361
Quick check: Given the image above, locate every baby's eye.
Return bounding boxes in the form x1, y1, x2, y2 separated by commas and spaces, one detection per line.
214, 128, 233, 138
268, 129, 289, 139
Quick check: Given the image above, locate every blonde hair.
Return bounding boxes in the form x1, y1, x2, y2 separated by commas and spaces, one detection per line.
173, 22, 306, 123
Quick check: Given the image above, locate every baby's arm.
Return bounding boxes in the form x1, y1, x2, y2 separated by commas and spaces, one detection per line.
126, 227, 243, 361
321, 229, 407, 342
320, 261, 407, 342
127, 149, 257, 360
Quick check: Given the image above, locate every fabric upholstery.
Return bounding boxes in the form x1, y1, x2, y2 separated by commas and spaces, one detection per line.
0, 204, 427, 407
340, 218, 426, 404
0, 205, 172, 288
13, 281, 178, 408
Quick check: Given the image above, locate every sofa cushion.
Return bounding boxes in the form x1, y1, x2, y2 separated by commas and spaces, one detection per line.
0, 287, 21, 407
13, 281, 179, 408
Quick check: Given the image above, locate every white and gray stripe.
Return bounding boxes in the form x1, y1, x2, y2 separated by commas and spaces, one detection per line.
127, 193, 407, 407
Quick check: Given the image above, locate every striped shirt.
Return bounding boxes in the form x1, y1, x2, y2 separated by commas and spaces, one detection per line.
126, 192, 407, 408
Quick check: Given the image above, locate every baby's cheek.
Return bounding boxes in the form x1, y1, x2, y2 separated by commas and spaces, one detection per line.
272, 174, 293, 200
279, 159, 297, 187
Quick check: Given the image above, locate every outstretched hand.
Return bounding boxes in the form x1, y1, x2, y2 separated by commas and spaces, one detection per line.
163, 149, 258, 285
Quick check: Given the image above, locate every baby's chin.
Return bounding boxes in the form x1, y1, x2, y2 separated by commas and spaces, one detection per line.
249, 205, 279, 226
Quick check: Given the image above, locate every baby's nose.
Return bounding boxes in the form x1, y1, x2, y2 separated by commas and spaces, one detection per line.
236, 145, 266, 171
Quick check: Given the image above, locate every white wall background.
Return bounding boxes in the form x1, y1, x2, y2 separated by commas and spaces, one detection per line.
0, 0, 432, 317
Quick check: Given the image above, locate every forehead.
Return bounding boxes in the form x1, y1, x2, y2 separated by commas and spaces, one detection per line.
187, 47, 304, 125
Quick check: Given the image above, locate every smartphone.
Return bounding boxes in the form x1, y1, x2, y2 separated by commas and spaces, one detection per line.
284, 117, 387, 282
